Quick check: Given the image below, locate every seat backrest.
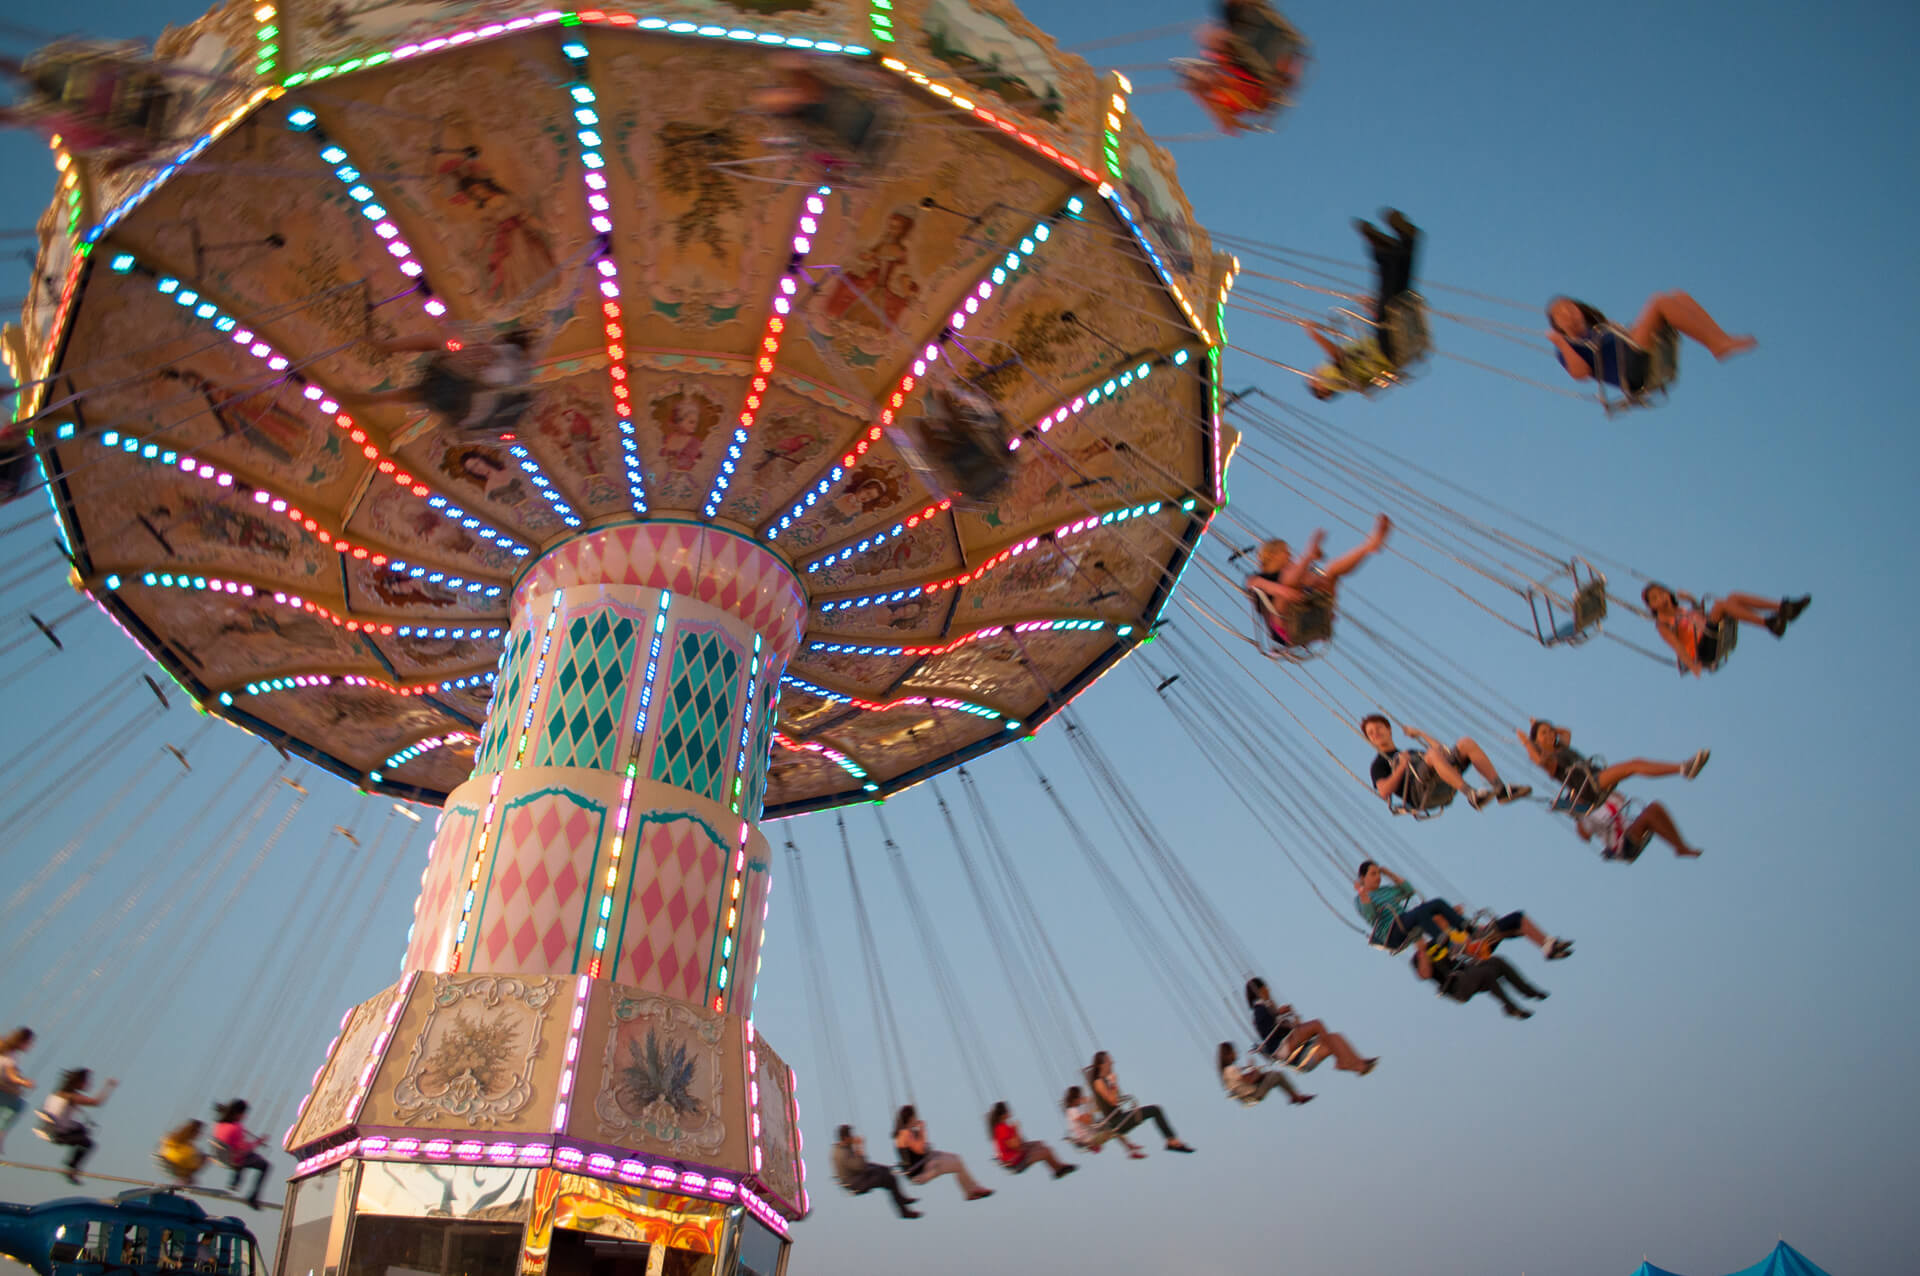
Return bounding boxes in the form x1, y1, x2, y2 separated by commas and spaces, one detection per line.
1704, 616, 1739, 670
1384, 293, 1432, 365
1571, 578, 1609, 631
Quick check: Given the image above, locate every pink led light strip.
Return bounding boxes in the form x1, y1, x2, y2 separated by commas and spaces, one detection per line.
282, 1004, 356, 1145
342, 973, 418, 1128
550, 974, 593, 1131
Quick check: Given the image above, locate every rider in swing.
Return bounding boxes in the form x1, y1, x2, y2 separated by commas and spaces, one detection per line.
1180, 1, 1306, 134
1245, 514, 1391, 650
1306, 210, 1424, 400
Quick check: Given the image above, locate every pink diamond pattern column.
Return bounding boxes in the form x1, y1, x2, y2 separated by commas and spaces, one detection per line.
403, 805, 480, 972
616, 818, 726, 1003
471, 792, 605, 978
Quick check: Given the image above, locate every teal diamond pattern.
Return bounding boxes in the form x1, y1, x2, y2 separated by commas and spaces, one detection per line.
650, 630, 741, 802
533, 609, 640, 771
474, 628, 534, 776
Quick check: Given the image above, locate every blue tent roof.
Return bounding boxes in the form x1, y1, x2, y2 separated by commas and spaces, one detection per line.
1632, 1242, 1833, 1276
1629, 1262, 1690, 1276
1726, 1242, 1833, 1276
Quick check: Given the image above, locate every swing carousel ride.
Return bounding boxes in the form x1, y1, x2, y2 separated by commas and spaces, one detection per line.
3, 1, 1235, 1271
0, 0, 1810, 1272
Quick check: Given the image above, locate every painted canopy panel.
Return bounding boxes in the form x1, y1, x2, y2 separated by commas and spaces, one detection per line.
25, 1, 1226, 809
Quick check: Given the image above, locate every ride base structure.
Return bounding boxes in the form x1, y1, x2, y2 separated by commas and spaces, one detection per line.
281, 525, 806, 1276
9, 0, 1236, 1272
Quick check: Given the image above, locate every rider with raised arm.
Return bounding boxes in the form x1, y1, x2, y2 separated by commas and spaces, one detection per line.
1520, 719, 1707, 860
1361, 714, 1530, 812
1245, 514, 1390, 650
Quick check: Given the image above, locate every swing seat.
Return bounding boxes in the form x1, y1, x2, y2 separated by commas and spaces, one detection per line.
771, 88, 899, 183
1528, 560, 1609, 646
1693, 613, 1739, 674
1381, 292, 1432, 372
1263, 1034, 1327, 1072
1172, 58, 1281, 132
1599, 324, 1680, 415
24, 44, 176, 151
1387, 761, 1457, 819
1249, 588, 1334, 661
0, 440, 34, 506
891, 384, 1017, 509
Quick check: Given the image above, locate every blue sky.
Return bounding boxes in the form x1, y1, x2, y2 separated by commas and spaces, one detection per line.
2, 2, 1917, 1275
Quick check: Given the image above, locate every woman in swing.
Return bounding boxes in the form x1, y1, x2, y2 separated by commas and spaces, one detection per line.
1245, 977, 1377, 1076
1519, 719, 1708, 861
986, 1102, 1077, 1178
1089, 1051, 1195, 1153
1640, 582, 1811, 676
1546, 292, 1754, 402
1217, 1042, 1313, 1106
1062, 1085, 1145, 1158
893, 1105, 993, 1202
1245, 514, 1391, 650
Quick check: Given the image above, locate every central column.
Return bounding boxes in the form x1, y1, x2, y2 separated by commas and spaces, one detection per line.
407, 521, 806, 1012
278, 524, 811, 1276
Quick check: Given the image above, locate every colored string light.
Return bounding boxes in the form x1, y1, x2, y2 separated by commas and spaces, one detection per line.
87, 87, 277, 244
284, 109, 445, 316
103, 253, 528, 558
771, 732, 866, 779
1010, 350, 1189, 448
587, 589, 669, 979
780, 677, 1004, 720
254, 4, 279, 79
804, 496, 952, 575
453, 589, 564, 969
94, 428, 503, 593
1102, 75, 1131, 182
382, 731, 481, 771
240, 671, 495, 699
705, 190, 828, 517
712, 819, 751, 1013
1103, 185, 1212, 342
279, 13, 868, 89
767, 198, 1083, 541
560, 38, 646, 514
814, 499, 1178, 611
808, 617, 1120, 659
879, 58, 1099, 184
731, 634, 764, 814
551, 975, 592, 1129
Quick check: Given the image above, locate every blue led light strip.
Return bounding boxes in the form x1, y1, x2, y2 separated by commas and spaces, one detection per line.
285, 108, 444, 316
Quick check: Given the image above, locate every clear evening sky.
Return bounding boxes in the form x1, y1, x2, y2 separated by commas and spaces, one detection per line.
2, 2, 1915, 1274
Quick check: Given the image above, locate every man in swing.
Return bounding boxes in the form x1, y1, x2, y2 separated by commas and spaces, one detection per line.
1361, 714, 1530, 813
1305, 209, 1424, 400
832, 1124, 922, 1219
